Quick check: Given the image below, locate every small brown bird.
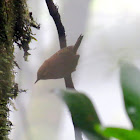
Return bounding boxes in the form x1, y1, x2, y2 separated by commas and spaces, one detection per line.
35, 35, 83, 83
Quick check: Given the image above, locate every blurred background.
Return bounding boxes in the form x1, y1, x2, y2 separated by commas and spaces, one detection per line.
9, 0, 140, 139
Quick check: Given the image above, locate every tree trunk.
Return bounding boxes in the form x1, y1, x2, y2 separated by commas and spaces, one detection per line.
0, 0, 39, 139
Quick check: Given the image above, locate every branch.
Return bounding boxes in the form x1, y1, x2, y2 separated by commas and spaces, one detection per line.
45, 0, 74, 89
45, 0, 83, 140
45, 0, 66, 49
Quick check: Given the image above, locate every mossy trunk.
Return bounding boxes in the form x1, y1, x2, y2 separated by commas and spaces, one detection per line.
0, 0, 39, 139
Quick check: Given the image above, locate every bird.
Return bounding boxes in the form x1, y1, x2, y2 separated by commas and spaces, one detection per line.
35, 35, 83, 84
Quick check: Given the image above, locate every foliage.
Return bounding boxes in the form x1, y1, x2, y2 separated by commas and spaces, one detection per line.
60, 90, 100, 132
120, 63, 140, 130
95, 126, 140, 140
58, 63, 140, 140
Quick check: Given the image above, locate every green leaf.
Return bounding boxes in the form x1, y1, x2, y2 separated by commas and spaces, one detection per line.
95, 125, 140, 140
120, 63, 140, 130
58, 89, 107, 140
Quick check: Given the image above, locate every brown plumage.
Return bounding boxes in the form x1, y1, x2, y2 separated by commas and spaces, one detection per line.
35, 35, 83, 83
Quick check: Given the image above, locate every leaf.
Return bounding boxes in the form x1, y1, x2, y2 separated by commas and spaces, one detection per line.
95, 125, 140, 140
120, 63, 140, 130
58, 89, 107, 140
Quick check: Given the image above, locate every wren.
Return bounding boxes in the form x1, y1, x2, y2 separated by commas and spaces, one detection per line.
35, 35, 83, 83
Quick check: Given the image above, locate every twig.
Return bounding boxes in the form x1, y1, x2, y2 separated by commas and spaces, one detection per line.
45, 0, 67, 49
64, 74, 74, 88
45, 0, 74, 89
45, 0, 83, 140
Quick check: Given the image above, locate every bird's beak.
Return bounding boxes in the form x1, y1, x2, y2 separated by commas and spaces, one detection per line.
34, 79, 39, 84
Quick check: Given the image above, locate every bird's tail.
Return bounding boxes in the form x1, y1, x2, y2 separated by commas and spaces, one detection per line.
73, 34, 83, 53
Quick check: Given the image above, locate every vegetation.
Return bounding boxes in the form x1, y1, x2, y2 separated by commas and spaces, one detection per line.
0, 0, 39, 139
59, 63, 140, 140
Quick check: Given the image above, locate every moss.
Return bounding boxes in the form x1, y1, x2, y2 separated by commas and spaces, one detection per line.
0, 0, 39, 139
0, 1, 15, 139
13, 0, 40, 61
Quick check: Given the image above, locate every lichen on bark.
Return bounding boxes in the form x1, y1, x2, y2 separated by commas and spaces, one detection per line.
0, 0, 39, 139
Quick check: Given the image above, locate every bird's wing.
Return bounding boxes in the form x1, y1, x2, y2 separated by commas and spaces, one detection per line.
47, 50, 79, 79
